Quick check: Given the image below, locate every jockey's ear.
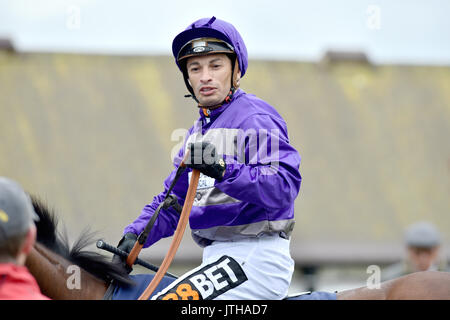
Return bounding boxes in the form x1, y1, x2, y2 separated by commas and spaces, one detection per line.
234, 68, 241, 88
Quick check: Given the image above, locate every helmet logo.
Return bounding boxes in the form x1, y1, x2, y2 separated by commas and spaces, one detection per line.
193, 46, 206, 53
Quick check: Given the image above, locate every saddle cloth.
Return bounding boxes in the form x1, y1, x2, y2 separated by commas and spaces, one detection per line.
104, 274, 337, 300
105, 274, 176, 300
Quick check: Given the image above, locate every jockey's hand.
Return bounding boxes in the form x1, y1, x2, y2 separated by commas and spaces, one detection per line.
185, 142, 226, 180
112, 232, 137, 274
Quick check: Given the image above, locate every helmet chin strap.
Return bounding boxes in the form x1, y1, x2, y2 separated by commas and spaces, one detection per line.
196, 87, 236, 110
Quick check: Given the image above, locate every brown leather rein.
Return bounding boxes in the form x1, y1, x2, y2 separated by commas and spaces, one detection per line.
124, 152, 200, 300
138, 168, 199, 300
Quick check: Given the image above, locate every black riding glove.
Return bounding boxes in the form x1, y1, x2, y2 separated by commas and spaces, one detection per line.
112, 232, 137, 274
185, 142, 226, 180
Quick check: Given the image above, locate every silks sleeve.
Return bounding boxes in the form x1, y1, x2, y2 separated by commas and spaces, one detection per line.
214, 114, 301, 209
123, 150, 190, 248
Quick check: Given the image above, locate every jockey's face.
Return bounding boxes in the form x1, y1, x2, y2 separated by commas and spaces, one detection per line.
186, 53, 233, 108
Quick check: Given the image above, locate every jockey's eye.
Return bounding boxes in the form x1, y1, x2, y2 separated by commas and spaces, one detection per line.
189, 66, 200, 73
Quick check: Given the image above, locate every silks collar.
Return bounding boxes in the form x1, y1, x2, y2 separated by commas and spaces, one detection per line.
198, 88, 243, 121
197, 87, 235, 112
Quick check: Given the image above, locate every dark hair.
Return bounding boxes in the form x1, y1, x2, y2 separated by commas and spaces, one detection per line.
0, 230, 28, 261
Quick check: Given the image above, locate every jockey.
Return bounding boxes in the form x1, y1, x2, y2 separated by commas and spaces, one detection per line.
117, 16, 302, 300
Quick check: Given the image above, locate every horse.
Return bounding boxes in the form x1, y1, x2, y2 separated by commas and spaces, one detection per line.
26, 196, 450, 300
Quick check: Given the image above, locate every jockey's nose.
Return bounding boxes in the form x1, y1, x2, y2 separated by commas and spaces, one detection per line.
199, 68, 213, 83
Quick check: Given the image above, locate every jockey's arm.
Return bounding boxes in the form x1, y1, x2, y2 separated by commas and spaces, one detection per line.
123, 162, 189, 248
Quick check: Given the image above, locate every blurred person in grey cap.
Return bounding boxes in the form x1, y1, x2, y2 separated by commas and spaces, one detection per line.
381, 221, 449, 281
0, 176, 49, 299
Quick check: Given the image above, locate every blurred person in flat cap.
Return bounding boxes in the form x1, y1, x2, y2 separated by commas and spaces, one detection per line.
381, 221, 449, 281
0, 176, 50, 300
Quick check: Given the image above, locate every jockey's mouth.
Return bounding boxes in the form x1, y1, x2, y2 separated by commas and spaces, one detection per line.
199, 86, 217, 96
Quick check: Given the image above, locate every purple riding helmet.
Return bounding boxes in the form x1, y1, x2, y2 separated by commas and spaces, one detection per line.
172, 16, 248, 105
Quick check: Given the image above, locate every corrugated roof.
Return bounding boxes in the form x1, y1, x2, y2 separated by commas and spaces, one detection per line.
1, 51, 449, 265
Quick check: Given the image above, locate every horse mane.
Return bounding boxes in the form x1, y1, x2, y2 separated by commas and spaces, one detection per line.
30, 195, 134, 287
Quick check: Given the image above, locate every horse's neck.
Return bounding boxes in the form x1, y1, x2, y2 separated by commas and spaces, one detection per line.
26, 243, 108, 300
